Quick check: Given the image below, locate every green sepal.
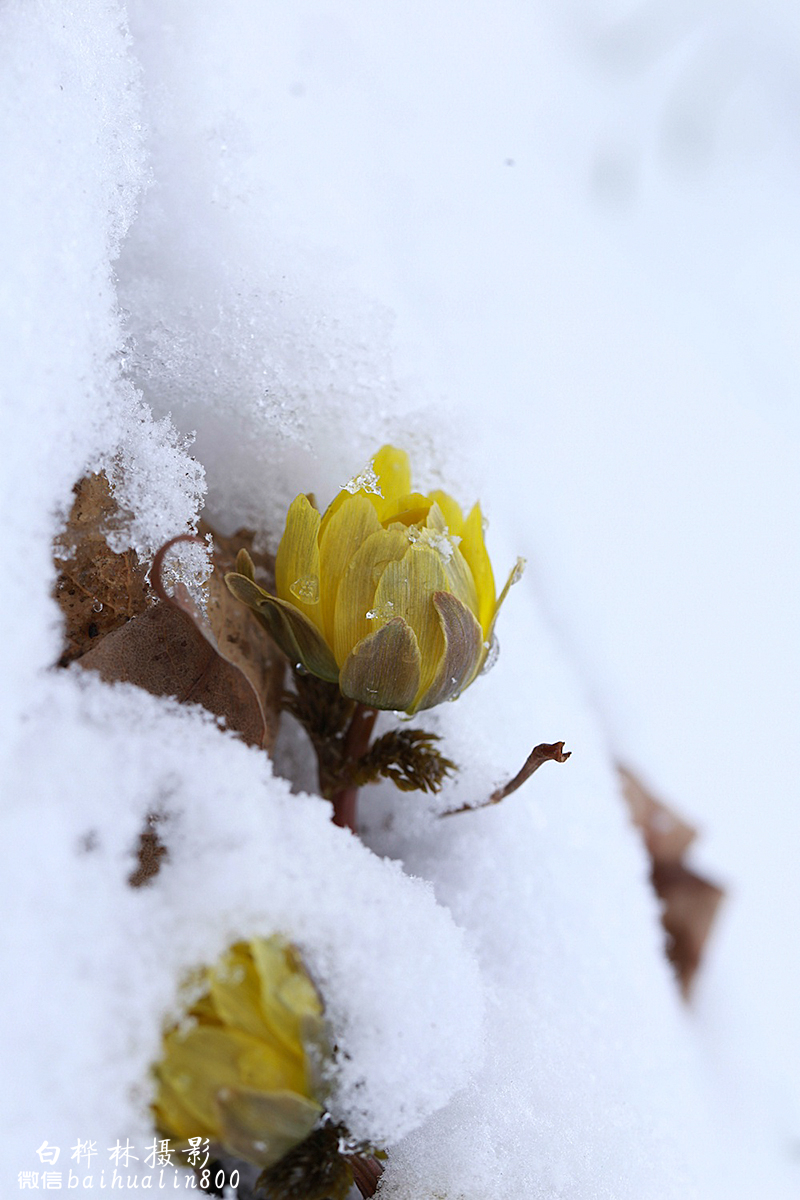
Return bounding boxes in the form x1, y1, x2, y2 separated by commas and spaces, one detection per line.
215, 1087, 322, 1170
414, 590, 483, 711
225, 572, 340, 683
235, 547, 257, 582
339, 617, 422, 712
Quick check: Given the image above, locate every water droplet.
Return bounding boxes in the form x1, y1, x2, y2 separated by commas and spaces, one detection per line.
481, 637, 500, 675
366, 600, 395, 622
290, 575, 319, 603
511, 558, 526, 585
92, 600, 104, 612
294, 662, 309, 676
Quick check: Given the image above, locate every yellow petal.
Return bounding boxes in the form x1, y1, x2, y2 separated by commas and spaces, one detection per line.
154, 1076, 217, 1144
425, 502, 479, 616
380, 492, 433, 528
277, 969, 324, 1026
191, 989, 224, 1027
209, 944, 273, 1044
415, 591, 484, 711
275, 495, 323, 628
339, 618, 422, 711
470, 557, 526, 680
160, 1026, 307, 1130
372, 545, 448, 704
215, 1088, 322, 1169
317, 487, 352, 543
372, 444, 411, 511
429, 489, 464, 538
460, 502, 496, 637
443, 544, 479, 617
250, 938, 323, 1065
318, 445, 410, 540
318, 495, 382, 645
332, 527, 408, 665
487, 556, 525, 644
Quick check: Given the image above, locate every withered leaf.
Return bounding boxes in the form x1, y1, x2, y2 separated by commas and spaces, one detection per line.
619, 765, 724, 998
199, 522, 284, 752
78, 537, 267, 750
652, 860, 725, 998
128, 815, 168, 888
618, 764, 696, 864
54, 473, 150, 664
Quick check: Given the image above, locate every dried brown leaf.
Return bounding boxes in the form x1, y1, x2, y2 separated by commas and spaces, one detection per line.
200, 522, 284, 752
618, 764, 696, 864
619, 765, 724, 998
652, 861, 725, 997
78, 537, 268, 749
128, 815, 168, 888
54, 473, 150, 664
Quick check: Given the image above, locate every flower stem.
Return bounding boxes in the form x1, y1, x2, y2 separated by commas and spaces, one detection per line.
347, 1154, 384, 1197
330, 703, 378, 832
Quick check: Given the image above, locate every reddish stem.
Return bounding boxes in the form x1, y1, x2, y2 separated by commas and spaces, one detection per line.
347, 1154, 384, 1197
330, 704, 378, 832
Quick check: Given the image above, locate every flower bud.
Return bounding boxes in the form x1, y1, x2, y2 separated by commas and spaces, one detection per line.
152, 937, 326, 1170
226, 446, 523, 713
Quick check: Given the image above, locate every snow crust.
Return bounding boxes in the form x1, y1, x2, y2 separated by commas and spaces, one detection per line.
0, 0, 205, 739
3, 674, 481, 1161
361, 576, 725, 1198
1, 0, 797, 1197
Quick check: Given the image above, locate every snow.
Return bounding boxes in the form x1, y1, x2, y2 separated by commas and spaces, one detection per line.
343, 464, 384, 498
0, 0, 205, 737
4, 674, 481, 1162
1, 0, 798, 1197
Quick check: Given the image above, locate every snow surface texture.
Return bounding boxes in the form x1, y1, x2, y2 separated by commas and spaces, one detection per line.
5, 676, 481, 1158
0, 0, 206, 742
1, 1, 797, 1198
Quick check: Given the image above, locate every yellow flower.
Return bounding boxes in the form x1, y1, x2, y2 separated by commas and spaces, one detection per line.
153, 937, 327, 1170
226, 446, 522, 713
